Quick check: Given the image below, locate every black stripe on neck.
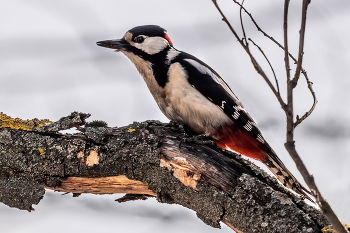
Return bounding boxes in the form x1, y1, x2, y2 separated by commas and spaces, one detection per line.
127, 46, 171, 88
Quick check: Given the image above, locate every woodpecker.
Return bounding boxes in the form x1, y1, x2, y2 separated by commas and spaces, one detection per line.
97, 25, 311, 200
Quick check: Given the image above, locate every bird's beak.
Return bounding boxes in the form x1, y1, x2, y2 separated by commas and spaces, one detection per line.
96, 38, 128, 50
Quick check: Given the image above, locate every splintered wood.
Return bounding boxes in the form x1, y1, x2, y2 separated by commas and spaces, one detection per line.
46, 175, 156, 196
160, 154, 201, 190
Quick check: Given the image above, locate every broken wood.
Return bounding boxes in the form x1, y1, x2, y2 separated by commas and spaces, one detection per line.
47, 175, 156, 196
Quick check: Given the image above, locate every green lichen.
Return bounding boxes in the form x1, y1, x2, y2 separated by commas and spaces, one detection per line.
0, 112, 52, 131
321, 223, 350, 233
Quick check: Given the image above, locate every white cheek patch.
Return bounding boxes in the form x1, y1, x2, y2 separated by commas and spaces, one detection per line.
134, 36, 169, 55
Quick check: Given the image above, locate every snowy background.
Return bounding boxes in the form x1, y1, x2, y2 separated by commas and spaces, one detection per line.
1, 0, 349, 232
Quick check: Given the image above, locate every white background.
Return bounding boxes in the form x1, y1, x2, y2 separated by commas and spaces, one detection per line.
1, 0, 349, 232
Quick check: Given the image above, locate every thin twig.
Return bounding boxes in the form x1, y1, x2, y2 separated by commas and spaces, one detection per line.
212, 0, 244, 46
294, 74, 317, 128
232, 0, 317, 124
232, 0, 297, 61
283, 0, 291, 82
248, 38, 280, 94
211, 0, 286, 110
239, 0, 248, 46
292, 0, 310, 88
239, 0, 281, 101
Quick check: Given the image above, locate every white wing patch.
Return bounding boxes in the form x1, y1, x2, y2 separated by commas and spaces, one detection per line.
183, 58, 243, 107
232, 111, 240, 120
232, 105, 242, 119
243, 121, 254, 131
256, 134, 265, 144
221, 101, 226, 109
184, 58, 217, 81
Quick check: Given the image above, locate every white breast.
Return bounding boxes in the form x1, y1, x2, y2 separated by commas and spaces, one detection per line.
162, 63, 232, 134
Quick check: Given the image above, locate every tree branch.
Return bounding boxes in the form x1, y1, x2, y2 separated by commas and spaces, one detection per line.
0, 113, 330, 232
285, 142, 348, 233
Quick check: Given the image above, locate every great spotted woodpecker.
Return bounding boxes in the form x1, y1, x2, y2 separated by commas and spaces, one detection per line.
97, 25, 311, 200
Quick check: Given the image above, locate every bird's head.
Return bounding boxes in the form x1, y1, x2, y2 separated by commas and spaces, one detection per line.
97, 25, 173, 56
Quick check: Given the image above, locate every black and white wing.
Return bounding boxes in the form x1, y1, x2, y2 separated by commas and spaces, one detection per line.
173, 52, 266, 145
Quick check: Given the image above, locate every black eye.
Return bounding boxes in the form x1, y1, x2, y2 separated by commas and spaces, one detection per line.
134, 36, 144, 43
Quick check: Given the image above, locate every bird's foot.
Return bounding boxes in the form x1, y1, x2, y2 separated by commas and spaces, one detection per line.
179, 132, 215, 148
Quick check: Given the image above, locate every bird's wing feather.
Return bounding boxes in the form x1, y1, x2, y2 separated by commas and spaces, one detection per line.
174, 52, 266, 145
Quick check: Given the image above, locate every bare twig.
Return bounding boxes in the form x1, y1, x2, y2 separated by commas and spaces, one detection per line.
212, 0, 243, 46
283, 0, 291, 82
239, 0, 248, 46
232, 0, 294, 60
248, 38, 280, 94
211, 0, 286, 110
294, 74, 317, 128
232, 0, 317, 125
239, 0, 281, 100
292, 0, 310, 88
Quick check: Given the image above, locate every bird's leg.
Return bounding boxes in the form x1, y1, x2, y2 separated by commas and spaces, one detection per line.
178, 128, 215, 148
171, 123, 194, 140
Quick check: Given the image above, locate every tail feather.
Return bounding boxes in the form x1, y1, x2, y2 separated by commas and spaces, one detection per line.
261, 154, 313, 202
214, 127, 313, 202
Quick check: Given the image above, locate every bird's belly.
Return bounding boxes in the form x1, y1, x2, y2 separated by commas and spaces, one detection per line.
165, 93, 231, 134
160, 63, 232, 134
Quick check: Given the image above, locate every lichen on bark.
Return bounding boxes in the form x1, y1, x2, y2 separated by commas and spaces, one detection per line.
0, 112, 330, 232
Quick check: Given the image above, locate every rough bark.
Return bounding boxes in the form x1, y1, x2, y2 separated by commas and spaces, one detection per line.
0, 112, 330, 233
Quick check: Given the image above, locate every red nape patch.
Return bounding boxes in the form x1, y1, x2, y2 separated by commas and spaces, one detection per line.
164, 34, 173, 45
213, 127, 267, 161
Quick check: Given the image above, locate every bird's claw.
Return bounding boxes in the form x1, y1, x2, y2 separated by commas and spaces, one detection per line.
178, 133, 214, 148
